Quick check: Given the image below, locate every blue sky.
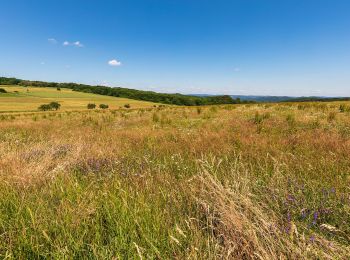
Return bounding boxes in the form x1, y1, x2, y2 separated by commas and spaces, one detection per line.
1, 0, 350, 96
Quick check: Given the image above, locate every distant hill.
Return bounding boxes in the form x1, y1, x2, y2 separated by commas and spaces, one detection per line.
231, 95, 293, 102
191, 94, 350, 103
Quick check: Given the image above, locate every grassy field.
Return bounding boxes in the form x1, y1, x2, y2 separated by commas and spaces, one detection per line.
0, 102, 350, 258
0, 85, 156, 112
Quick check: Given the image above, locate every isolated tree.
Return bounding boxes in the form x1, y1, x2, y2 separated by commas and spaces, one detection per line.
57, 87, 61, 91
124, 104, 131, 108
49, 102, 61, 110
99, 104, 109, 109
87, 103, 96, 109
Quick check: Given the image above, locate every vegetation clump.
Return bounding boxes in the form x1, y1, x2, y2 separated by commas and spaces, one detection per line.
339, 104, 350, 112
38, 101, 61, 111
0, 88, 7, 93
87, 103, 96, 109
99, 104, 109, 109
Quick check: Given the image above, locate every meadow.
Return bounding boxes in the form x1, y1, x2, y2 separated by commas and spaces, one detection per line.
0, 85, 156, 112
0, 102, 349, 258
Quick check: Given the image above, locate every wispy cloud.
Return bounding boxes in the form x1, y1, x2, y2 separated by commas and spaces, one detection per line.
63, 41, 84, 47
73, 41, 83, 47
108, 59, 122, 66
48, 38, 57, 44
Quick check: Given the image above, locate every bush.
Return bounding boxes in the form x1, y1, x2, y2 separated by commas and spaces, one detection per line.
57, 87, 61, 91
87, 103, 96, 109
124, 104, 131, 109
38, 102, 61, 111
49, 102, 61, 110
38, 104, 52, 111
0, 88, 7, 93
99, 104, 109, 109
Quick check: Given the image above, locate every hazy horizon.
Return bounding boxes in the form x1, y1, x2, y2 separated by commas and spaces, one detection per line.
1, 0, 350, 96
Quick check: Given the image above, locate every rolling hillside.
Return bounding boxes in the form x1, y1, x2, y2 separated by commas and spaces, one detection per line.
0, 85, 156, 112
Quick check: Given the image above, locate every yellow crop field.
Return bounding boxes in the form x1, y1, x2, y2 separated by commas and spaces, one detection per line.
0, 85, 156, 112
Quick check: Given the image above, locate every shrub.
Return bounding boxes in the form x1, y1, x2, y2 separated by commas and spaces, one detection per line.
87, 103, 96, 109
124, 104, 131, 109
99, 104, 109, 109
38, 102, 61, 111
49, 102, 61, 110
38, 104, 52, 111
57, 87, 61, 91
0, 88, 7, 93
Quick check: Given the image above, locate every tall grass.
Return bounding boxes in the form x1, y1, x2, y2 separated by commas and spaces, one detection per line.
0, 103, 349, 258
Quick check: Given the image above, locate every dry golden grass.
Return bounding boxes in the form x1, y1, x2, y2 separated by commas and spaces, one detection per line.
0, 103, 349, 258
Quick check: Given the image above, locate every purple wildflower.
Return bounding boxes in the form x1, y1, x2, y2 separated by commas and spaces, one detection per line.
310, 235, 315, 243
312, 211, 319, 225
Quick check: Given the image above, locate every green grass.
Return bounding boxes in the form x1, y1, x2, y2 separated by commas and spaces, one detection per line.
0, 85, 156, 112
0, 103, 349, 258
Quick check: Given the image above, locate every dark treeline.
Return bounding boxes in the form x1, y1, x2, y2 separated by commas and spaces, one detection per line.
0, 77, 253, 106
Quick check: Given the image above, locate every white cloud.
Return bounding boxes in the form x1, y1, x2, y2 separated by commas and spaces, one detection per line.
63, 40, 83, 47
73, 41, 83, 47
108, 59, 122, 66
48, 38, 57, 44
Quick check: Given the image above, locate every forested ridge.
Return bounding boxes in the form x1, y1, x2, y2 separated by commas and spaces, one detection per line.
0, 77, 252, 106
